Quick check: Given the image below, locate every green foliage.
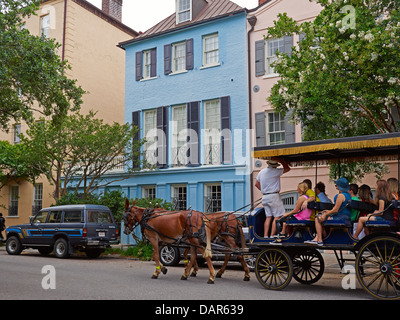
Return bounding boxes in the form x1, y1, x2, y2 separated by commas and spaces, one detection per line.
0, 140, 43, 190
20, 111, 144, 199
267, 0, 400, 140
134, 197, 174, 211
56, 190, 126, 224
0, 0, 84, 129
106, 241, 154, 261
329, 161, 390, 183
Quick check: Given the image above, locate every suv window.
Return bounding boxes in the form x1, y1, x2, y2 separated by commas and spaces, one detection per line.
87, 210, 113, 224
34, 211, 49, 223
48, 211, 62, 223
64, 210, 83, 223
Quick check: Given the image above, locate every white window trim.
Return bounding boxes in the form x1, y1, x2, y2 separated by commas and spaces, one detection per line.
142, 50, 152, 80
40, 14, 50, 38
266, 111, 285, 146
172, 42, 187, 74
204, 99, 221, 165
176, 0, 192, 24
265, 37, 285, 76
171, 104, 187, 167
202, 33, 220, 68
204, 183, 222, 213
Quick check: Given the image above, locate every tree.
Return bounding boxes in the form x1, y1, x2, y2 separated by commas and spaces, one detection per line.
0, 0, 84, 129
0, 140, 43, 190
21, 111, 144, 200
267, 0, 400, 141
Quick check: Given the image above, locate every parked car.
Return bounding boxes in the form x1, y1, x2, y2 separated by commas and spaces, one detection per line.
159, 212, 255, 269
5, 204, 119, 259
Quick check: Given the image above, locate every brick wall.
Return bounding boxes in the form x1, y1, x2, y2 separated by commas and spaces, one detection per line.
102, 0, 122, 22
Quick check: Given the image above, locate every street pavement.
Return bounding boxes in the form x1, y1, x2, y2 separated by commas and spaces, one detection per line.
0, 245, 369, 301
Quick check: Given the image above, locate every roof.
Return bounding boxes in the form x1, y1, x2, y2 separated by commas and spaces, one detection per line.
253, 133, 400, 164
119, 0, 245, 47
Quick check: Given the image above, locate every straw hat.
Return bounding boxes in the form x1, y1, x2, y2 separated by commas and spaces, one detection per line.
267, 160, 280, 168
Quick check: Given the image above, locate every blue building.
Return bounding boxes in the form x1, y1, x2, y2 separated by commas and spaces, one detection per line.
116, 0, 250, 213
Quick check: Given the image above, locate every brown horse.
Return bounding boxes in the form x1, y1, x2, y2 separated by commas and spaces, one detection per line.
123, 199, 216, 284
184, 211, 251, 281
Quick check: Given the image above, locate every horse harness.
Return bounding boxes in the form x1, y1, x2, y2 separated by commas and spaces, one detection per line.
217, 212, 243, 247
126, 207, 207, 248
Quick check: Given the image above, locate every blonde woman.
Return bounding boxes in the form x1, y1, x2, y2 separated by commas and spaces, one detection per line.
281, 182, 313, 235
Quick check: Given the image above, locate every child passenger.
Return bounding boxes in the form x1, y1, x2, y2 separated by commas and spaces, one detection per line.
280, 182, 312, 235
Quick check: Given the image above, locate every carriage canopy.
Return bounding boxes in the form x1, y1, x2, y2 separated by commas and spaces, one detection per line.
253, 132, 400, 165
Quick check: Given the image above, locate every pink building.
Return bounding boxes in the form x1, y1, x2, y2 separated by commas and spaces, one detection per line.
246, 0, 398, 209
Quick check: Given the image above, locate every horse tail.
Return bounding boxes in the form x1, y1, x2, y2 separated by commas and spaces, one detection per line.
202, 219, 213, 259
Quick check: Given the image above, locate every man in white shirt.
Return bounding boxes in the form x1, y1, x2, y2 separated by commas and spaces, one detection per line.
255, 158, 291, 238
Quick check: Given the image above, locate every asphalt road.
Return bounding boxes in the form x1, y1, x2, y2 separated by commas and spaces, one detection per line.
0, 247, 370, 301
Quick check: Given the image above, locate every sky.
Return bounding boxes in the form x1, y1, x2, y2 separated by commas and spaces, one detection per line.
86, 0, 259, 33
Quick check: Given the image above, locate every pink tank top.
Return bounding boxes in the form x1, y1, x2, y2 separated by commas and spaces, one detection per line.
294, 195, 312, 220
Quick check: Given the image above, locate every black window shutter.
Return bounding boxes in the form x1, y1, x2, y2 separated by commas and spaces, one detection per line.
164, 44, 172, 75
132, 111, 141, 168
186, 39, 194, 70
255, 40, 265, 77
156, 106, 168, 168
187, 101, 200, 166
220, 96, 232, 164
136, 51, 143, 81
255, 112, 266, 147
150, 48, 157, 78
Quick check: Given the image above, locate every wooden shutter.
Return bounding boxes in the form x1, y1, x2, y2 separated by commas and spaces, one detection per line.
164, 44, 172, 75
150, 48, 157, 78
255, 112, 266, 147
156, 106, 168, 168
135, 51, 143, 81
283, 36, 293, 57
187, 101, 200, 166
284, 111, 295, 144
132, 111, 141, 168
255, 40, 265, 77
220, 96, 232, 164
186, 39, 194, 70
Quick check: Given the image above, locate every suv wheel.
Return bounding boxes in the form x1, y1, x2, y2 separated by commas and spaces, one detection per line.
6, 236, 23, 255
159, 245, 181, 266
54, 238, 70, 259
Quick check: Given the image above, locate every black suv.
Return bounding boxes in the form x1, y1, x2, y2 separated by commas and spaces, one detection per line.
5, 205, 118, 259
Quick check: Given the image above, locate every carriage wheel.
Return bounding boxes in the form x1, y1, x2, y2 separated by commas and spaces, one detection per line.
356, 236, 400, 300
255, 248, 293, 290
291, 249, 325, 285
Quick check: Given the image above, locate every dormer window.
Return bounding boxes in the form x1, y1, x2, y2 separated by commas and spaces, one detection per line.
176, 0, 192, 24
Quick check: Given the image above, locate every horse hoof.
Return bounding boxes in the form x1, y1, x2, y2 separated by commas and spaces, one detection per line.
151, 275, 158, 279
161, 267, 168, 275
243, 276, 250, 282
190, 273, 197, 277
181, 276, 188, 280
207, 279, 215, 284
216, 273, 222, 278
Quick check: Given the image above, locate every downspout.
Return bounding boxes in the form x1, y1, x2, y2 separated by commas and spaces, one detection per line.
247, 14, 257, 205
62, 0, 67, 61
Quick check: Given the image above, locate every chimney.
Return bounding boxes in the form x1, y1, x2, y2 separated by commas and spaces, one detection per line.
102, 0, 123, 22
259, 0, 269, 5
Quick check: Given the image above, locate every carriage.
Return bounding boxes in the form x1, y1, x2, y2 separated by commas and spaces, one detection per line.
249, 132, 400, 300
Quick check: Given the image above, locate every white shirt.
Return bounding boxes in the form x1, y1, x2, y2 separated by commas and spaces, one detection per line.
256, 167, 284, 194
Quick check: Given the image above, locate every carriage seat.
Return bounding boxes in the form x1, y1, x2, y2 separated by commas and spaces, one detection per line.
285, 219, 312, 227
362, 200, 398, 229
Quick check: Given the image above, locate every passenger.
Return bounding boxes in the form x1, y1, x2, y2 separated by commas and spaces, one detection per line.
280, 182, 312, 235
354, 184, 374, 239
255, 158, 291, 238
387, 178, 399, 222
304, 177, 352, 246
316, 181, 333, 204
354, 180, 395, 239
301, 179, 316, 220
0, 213, 5, 243
349, 183, 360, 223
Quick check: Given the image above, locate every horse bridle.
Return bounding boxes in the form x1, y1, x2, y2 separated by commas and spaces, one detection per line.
123, 206, 140, 235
